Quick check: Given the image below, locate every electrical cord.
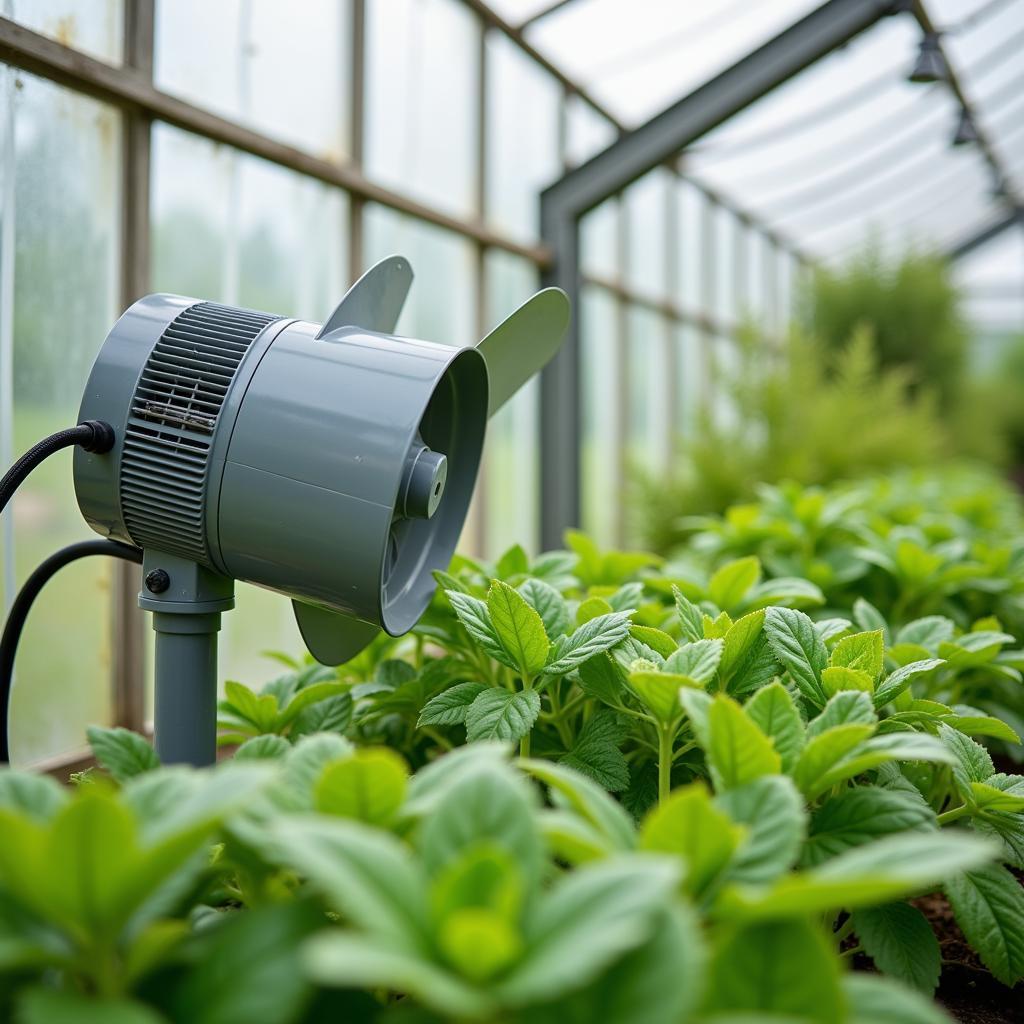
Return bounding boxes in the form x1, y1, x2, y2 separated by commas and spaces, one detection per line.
0, 539, 143, 764
0, 421, 122, 762
0, 421, 114, 516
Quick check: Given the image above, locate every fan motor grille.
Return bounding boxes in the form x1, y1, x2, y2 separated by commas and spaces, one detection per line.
120, 302, 280, 563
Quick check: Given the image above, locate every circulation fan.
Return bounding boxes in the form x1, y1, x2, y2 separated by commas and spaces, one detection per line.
0, 256, 568, 766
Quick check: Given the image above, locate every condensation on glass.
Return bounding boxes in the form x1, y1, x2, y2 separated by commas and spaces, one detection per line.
1, 70, 120, 764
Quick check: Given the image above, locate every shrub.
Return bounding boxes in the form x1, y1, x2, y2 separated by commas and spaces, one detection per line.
636, 326, 947, 541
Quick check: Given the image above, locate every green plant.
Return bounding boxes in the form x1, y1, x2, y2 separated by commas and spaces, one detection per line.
637, 326, 948, 537
0, 730, 1011, 1022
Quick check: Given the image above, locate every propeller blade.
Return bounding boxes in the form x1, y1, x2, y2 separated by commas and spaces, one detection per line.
293, 600, 381, 666
476, 287, 569, 417
316, 255, 413, 338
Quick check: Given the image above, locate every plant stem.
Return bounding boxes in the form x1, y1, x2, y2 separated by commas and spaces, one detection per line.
520, 677, 534, 758
657, 725, 673, 805
937, 803, 970, 825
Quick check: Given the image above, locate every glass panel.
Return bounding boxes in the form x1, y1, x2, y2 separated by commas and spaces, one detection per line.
626, 305, 670, 475
365, 0, 479, 217
715, 205, 736, 329
483, 250, 539, 556
151, 123, 349, 691
155, 0, 350, 160
674, 324, 704, 441
676, 181, 704, 314
486, 31, 560, 243
580, 196, 619, 281
8, 0, 123, 63
2, 72, 121, 763
624, 169, 670, 300
580, 284, 621, 546
565, 93, 616, 167
362, 203, 476, 347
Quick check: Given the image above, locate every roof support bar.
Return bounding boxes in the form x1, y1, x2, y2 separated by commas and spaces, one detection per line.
948, 208, 1024, 261
538, 0, 898, 548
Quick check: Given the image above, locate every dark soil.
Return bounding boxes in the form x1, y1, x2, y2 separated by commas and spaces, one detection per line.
911, 891, 1024, 1024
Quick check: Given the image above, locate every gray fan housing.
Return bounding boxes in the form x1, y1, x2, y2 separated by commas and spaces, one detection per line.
73, 275, 487, 654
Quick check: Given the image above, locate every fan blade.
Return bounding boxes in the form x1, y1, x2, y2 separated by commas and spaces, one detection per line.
293, 600, 381, 665
316, 255, 413, 338
476, 287, 569, 416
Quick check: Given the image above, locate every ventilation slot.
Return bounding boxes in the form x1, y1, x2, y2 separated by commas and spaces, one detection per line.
120, 302, 279, 563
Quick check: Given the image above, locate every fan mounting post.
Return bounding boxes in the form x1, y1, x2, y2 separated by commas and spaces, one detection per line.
138, 551, 234, 766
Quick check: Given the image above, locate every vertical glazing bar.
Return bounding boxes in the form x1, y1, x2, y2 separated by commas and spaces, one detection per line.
114, 0, 154, 733
662, 174, 680, 476
701, 196, 717, 411
0, 27, 15, 616
348, 0, 365, 282
614, 196, 629, 547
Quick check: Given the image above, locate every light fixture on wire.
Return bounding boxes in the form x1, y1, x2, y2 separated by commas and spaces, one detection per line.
908, 32, 947, 83
952, 109, 979, 147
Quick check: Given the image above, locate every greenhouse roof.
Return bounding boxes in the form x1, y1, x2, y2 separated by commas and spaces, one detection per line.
488, 0, 1024, 263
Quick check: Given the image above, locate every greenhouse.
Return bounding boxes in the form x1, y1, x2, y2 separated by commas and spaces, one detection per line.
0, 0, 1023, 1020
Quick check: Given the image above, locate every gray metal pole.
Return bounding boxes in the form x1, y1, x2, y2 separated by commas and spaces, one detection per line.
138, 552, 234, 767
151, 611, 221, 766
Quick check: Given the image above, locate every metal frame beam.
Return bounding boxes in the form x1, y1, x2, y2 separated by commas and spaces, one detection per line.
948, 208, 1024, 261
538, 0, 898, 548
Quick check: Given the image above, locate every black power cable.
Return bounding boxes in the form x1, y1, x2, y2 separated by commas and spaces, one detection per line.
0, 421, 121, 763
0, 420, 114, 516
0, 540, 143, 764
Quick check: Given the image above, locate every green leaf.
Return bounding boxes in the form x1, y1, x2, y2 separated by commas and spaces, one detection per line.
627, 664, 692, 725
896, 616, 955, 650
290, 692, 352, 739
853, 597, 889, 640
807, 690, 876, 738
803, 787, 937, 866
851, 902, 941, 995
519, 759, 635, 854
544, 612, 633, 675
702, 918, 844, 1023
793, 723, 876, 799
496, 857, 681, 1005
970, 776, 1024, 813
716, 776, 806, 885
16, 990, 166, 1024
743, 682, 805, 772
222, 681, 280, 733
420, 763, 542, 885
718, 610, 767, 685
641, 782, 745, 897
577, 596, 615, 624
830, 630, 884, 680
496, 542, 530, 578
764, 607, 827, 708
629, 625, 678, 659
304, 931, 492, 1020
940, 723, 994, 798
945, 864, 1024, 986
518, 577, 571, 640
86, 727, 160, 783
0, 771, 67, 822
873, 659, 945, 707
487, 580, 550, 677
746, 576, 825, 610
447, 591, 516, 670
315, 748, 408, 825
439, 907, 522, 982
672, 585, 704, 643
843, 973, 952, 1024
418, 682, 489, 727
234, 735, 290, 760
944, 715, 1021, 745
679, 689, 713, 748
709, 557, 761, 610
706, 695, 781, 790
465, 689, 541, 743
665, 639, 723, 685
267, 816, 431, 951
561, 711, 629, 792
173, 900, 323, 1024
723, 832, 997, 919
821, 665, 875, 696
576, 652, 626, 707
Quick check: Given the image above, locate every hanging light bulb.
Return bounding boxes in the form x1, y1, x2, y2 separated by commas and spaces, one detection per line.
908, 32, 946, 83
952, 109, 979, 147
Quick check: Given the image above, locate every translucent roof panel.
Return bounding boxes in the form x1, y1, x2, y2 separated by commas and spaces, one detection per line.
488, 0, 1024, 263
